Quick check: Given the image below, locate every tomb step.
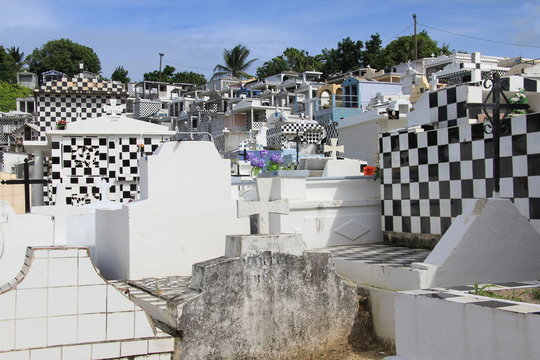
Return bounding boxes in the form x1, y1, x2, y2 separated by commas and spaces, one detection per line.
190, 256, 238, 292
316, 244, 431, 291
114, 276, 199, 336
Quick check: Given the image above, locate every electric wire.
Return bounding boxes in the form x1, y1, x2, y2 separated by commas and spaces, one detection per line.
419, 22, 540, 49
383, 24, 413, 44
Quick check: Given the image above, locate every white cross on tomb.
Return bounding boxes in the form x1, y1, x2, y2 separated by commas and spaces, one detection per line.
97, 178, 113, 201
103, 99, 124, 116
324, 138, 344, 159
237, 178, 289, 234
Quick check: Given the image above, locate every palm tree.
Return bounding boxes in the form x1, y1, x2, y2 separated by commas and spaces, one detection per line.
213, 44, 258, 79
8, 46, 24, 67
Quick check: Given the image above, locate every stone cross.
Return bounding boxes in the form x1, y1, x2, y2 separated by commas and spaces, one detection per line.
103, 99, 124, 116
97, 178, 113, 201
237, 178, 289, 234
324, 138, 344, 159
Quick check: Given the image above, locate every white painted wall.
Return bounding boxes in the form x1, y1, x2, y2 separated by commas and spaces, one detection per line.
95, 141, 249, 280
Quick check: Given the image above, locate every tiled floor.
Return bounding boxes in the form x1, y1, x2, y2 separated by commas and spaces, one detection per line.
318, 244, 431, 267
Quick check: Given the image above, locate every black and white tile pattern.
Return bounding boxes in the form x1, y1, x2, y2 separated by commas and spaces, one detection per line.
267, 122, 325, 149
319, 244, 430, 268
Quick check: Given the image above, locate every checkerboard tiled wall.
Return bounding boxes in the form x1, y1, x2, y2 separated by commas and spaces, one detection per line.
380, 112, 540, 235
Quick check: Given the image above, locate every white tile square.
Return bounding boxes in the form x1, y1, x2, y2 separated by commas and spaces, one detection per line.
48, 287, 77, 316
383, 200, 393, 215
134, 311, 155, 338
16, 289, 47, 318
15, 318, 46, 348
447, 103, 457, 120
0, 291, 16, 320
79, 285, 106, 314
410, 217, 421, 233
78, 249, 90, 258
529, 176, 540, 197
391, 184, 401, 200
78, 257, 103, 286
427, 146, 438, 164
461, 160, 473, 179
437, 91, 447, 106
391, 151, 400, 168
408, 148, 418, 166
392, 216, 402, 233
50, 249, 79, 258
419, 200, 430, 216
473, 179, 487, 198
512, 116, 527, 134
437, 128, 448, 144
0, 320, 15, 350
471, 140, 485, 160
399, 133, 409, 150
409, 183, 419, 200
500, 136, 512, 157
439, 200, 451, 217
18, 258, 48, 289
62, 344, 92, 360
513, 198, 530, 218
106, 285, 134, 312
448, 143, 460, 162
106, 311, 135, 341
159, 353, 172, 360
148, 338, 174, 354
91, 341, 120, 359
381, 136, 391, 152
417, 132, 427, 148
512, 155, 528, 177
78, 313, 106, 343
120, 339, 148, 357
527, 132, 540, 154
500, 178, 514, 198
32, 249, 49, 259
30, 347, 61, 360
450, 180, 462, 199
418, 165, 428, 182
438, 163, 450, 181
0, 350, 29, 360
400, 169, 410, 183
47, 315, 77, 346
428, 182, 439, 198
401, 200, 411, 217
48, 258, 77, 287
485, 160, 493, 180
430, 217, 441, 234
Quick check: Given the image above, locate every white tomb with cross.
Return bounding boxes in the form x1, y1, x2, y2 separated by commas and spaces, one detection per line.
321, 138, 365, 177
103, 98, 124, 117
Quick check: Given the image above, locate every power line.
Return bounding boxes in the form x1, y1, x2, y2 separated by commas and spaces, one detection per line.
419, 22, 540, 49
163, 58, 215, 71
382, 24, 413, 44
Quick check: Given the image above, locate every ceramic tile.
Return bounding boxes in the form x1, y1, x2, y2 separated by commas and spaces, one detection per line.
106, 285, 134, 312
148, 338, 174, 354
106, 311, 135, 341
17, 258, 48, 289
0, 350, 30, 360
48, 287, 77, 316
47, 315, 77, 346
78, 257, 103, 286
61, 344, 92, 360
48, 258, 77, 287
120, 339, 148, 357
77, 313, 106, 343
15, 318, 47, 349
78, 285, 106, 314
0, 320, 15, 350
16, 289, 47, 318
91, 341, 120, 359
134, 310, 155, 338
0, 291, 16, 321
30, 347, 61, 360
50, 249, 79, 258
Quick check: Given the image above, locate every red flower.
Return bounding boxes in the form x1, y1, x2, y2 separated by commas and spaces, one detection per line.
363, 165, 376, 176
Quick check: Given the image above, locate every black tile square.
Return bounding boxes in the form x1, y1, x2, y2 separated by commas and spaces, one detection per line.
447, 119, 457, 128
512, 134, 527, 156
401, 184, 410, 199
430, 199, 440, 216
384, 184, 393, 200
527, 113, 540, 132
379, 138, 383, 153
461, 179, 474, 198
439, 181, 450, 199
393, 200, 402, 216
471, 123, 485, 141
427, 131, 438, 146
428, 164, 439, 181
441, 217, 452, 233
402, 217, 411, 232
418, 148, 428, 165
528, 154, 540, 176
447, 87, 457, 104
524, 78, 538, 92
457, 101, 467, 118
83, 138, 92, 146
99, 138, 106, 146
384, 216, 393, 231
420, 217, 431, 233
484, 139, 494, 159
500, 157, 513, 178
410, 165, 419, 182
473, 159, 486, 179
410, 200, 420, 216
429, 92, 438, 108
438, 105, 448, 122
408, 133, 418, 149
450, 162, 461, 180
472, 300, 511, 308
400, 150, 409, 166
392, 168, 401, 184
451, 199, 462, 217
460, 142, 472, 161
448, 127, 460, 143
530, 198, 540, 219
501, 118, 512, 136
486, 178, 494, 197
129, 137, 137, 145
391, 135, 400, 151
52, 142, 60, 149
419, 182, 429, 199
513, 177, 529, 198
438, 144, 449, 162
383, 153, 391, 168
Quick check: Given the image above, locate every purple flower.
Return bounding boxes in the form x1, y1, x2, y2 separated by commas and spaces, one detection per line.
270, 153, 284, 164
250, 158, 265, 168
260, 150, 269, 158
246, 152, 255, 161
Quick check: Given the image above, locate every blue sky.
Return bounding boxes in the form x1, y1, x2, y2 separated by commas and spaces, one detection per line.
1, 0, 538, 81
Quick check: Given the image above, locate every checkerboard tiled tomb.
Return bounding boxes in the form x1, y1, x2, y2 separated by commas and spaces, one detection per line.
380, 112, 540, 236
35, 75, 128, 141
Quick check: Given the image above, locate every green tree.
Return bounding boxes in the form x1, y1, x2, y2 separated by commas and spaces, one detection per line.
172, 71, 206, 85
0, 82, 32, 112
256, 47, 323, 78
362, 33, 391, 69
0, 46, 18, 83
321, 37, 364, 76
214, 44, 258, 79
383, 30, 450, 66
26, 38, 101, 78
143, 65, 176, 82
111, 65, 131, 84
8, 46, 24, 68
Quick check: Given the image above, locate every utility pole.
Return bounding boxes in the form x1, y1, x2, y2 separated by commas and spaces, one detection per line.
412, 14, 418, 60
158, 53, 165, 81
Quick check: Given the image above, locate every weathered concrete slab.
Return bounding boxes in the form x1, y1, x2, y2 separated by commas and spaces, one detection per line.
225, 233, 306, 258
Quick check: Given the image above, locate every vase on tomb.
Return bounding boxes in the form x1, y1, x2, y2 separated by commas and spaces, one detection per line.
56, 120, 67, 130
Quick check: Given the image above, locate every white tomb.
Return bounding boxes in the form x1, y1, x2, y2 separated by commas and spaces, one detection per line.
95, 141, 250, 280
